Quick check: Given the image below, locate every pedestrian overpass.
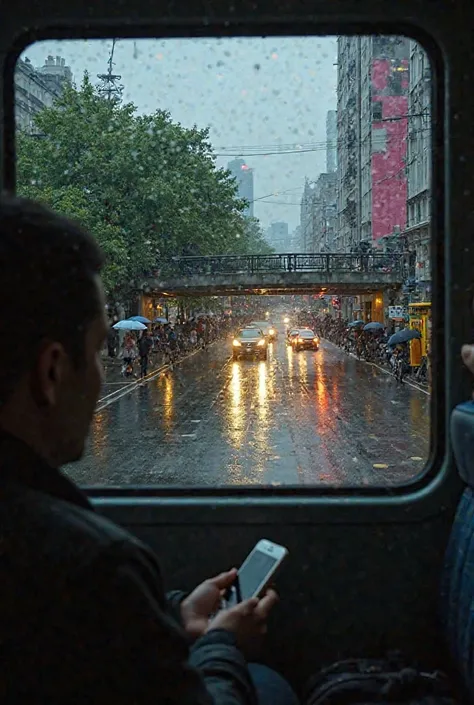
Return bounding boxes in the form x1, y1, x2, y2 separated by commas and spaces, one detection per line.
140, 253, 404, 296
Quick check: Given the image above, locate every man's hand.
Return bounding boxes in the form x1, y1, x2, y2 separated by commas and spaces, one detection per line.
181, 568, 238, 640
207, 588, 279, 658
462, 344, 474, 382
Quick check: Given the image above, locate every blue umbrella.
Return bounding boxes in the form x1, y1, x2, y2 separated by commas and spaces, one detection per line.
348, 320, 365, 327
388, 328, 422, 346
128, 315, 151, 324
113, 319, 147, 331
363, 322, 384, 331
153, 317, 169, 324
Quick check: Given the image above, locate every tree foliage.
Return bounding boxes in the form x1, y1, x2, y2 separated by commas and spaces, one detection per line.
16, 74, 272, 297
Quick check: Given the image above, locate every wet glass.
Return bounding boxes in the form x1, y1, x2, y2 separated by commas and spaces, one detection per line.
240, 330, 263, 338
14, 35, 432, 488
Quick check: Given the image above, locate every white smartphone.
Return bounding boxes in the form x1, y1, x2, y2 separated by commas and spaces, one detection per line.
225, 539, 288, 607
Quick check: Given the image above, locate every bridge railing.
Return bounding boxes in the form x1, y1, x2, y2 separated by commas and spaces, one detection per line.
159, 253, 404, 277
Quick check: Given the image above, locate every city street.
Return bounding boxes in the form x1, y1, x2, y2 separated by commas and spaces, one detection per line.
68, 327, 430, 488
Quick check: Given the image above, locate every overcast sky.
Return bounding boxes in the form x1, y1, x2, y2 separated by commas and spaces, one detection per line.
22, 37, 337, 230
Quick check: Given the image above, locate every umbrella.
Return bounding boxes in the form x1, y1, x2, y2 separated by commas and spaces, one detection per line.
363, 322, 384, 331
388, 328, 422, 346
128, 315, 151, 324
348, 320, 365, 328
113, 319, 147, 331
153, 317, 168, 324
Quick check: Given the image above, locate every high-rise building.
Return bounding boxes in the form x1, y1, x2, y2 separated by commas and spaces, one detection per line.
266, 221, 289, 250
227, 158, 254, 217
326, 110, 337, 173
335, 37, 361, 253
369, 37, 409, 247
336, 36, 409, 253
404, 41, 431, 302
299, 175, 337, 252
312, 173, 337, 252
292, 225, 302, 253
300, 180, 316, 251
15, 55, 73, 133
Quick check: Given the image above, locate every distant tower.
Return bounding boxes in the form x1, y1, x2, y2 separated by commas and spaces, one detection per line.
96, 39, 124, 103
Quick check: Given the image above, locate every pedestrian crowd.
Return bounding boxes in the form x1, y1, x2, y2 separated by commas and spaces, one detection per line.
107, 313, 250, 378
298, 313, 429, 385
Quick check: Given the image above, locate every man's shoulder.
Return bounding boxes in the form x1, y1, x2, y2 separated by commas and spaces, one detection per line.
0, 482, 151, 581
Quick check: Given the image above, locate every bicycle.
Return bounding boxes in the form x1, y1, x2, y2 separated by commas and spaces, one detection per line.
415, 356, 428, 384
395, 356, 406, 383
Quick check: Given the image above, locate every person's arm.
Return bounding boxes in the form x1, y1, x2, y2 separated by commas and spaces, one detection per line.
166, 588, 188, 627
29, 539, 256, 705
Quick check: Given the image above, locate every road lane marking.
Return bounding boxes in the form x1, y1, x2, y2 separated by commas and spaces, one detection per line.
96, 344, 218, 412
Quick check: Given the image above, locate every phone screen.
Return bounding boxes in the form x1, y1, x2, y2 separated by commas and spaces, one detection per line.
238, 550, 279, 600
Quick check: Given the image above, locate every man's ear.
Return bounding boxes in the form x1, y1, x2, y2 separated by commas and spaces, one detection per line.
30, 341, 67, 407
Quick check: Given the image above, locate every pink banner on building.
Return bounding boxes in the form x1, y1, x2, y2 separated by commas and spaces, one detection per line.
371, 58, 409, 243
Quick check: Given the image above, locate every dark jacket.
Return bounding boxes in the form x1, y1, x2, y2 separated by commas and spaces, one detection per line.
0, 431, 257, 705
138, 335, 153, 357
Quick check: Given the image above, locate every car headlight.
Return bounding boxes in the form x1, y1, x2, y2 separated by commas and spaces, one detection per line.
313, 337, 319, 343
257, 339, 266, 346
298, 338, 304, 342
233, 340, 241, 347
269, 329, 275, 335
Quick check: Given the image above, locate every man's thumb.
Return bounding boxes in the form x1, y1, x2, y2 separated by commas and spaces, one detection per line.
210, 568, 238, 588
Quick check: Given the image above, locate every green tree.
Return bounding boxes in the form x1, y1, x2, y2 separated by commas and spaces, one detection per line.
16, 74, 270, 297
233, 217, 273, 255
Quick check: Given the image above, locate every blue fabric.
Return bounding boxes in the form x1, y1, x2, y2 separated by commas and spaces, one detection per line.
442, 400, 474, 699
248, 663, 300, 705
441, 487, 474, 699
450, 402, 474, 486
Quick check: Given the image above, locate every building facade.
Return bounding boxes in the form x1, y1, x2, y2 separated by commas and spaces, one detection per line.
300, 180, 316, 251
227, 158, 254, 217
370, 37, 409, 247
266, 221, 289, 250
326, 110, 337, 174
336, 36, 409, 254
298, 174, 337, 252
292, 225, 302, 253
15, 55, 72, 133
403, 41, 431, 302
335, 36, 361, 253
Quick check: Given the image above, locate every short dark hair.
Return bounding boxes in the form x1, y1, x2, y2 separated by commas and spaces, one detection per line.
0, 194, 104, 403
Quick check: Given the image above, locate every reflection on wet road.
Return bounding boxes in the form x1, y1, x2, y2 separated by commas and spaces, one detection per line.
69, 333, 430, 487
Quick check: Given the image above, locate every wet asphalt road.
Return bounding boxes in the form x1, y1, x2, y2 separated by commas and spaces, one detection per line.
68, 329, 430, 487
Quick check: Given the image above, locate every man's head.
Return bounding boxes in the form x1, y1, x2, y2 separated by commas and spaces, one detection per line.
0, 194, 107, 466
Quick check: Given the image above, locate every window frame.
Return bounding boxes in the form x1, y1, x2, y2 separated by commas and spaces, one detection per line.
0, 14, 459, 520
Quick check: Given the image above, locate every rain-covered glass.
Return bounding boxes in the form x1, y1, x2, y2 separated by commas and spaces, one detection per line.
14, 35, 432, 488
